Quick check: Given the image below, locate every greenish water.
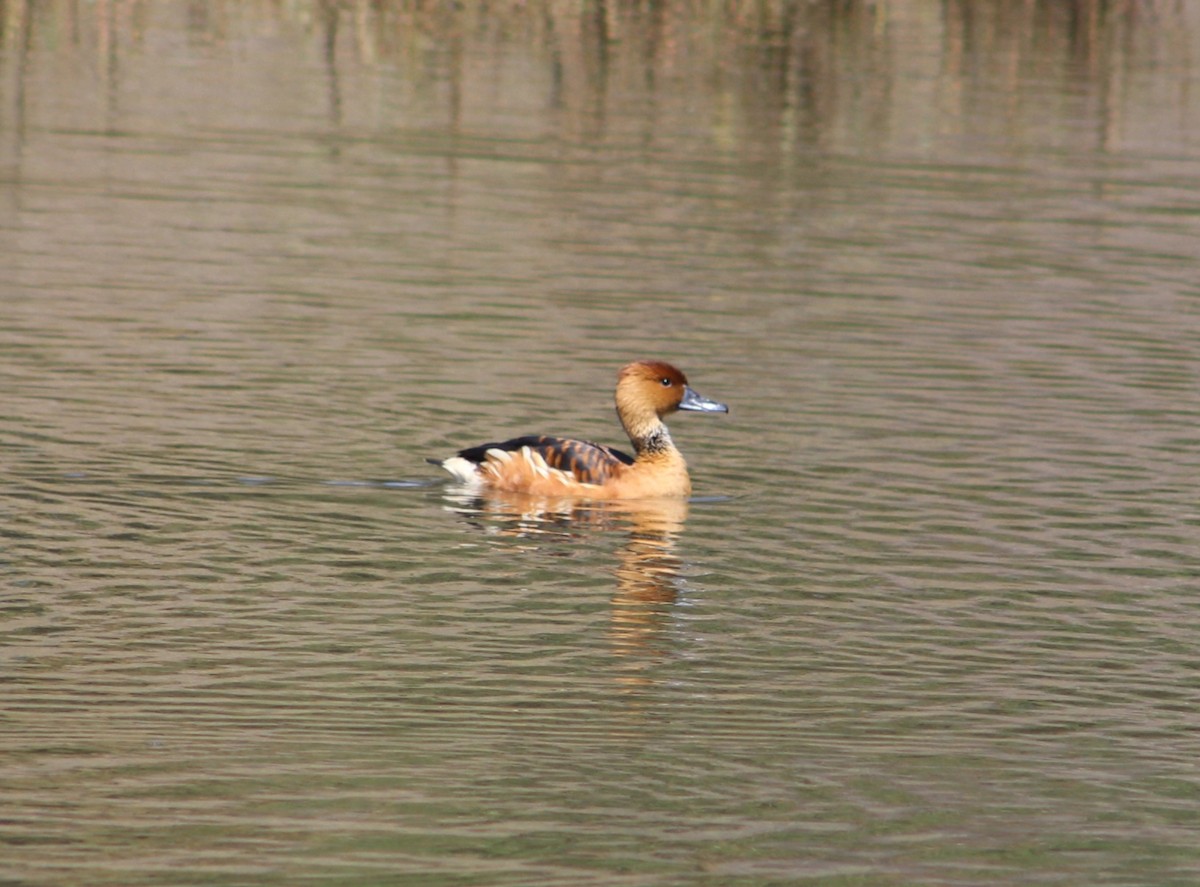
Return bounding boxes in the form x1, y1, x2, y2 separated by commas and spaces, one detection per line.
4, 0, 1200, 883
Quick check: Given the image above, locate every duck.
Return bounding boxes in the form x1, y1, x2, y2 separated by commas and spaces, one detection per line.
431, 360, 728, 499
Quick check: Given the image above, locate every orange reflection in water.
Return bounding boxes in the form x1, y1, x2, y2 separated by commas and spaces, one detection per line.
440, 490, 690, 684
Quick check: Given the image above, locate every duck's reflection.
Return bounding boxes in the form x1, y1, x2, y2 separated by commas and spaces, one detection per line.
440, 490, 690, 679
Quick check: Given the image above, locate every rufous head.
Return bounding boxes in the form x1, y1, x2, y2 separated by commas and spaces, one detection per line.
616, 360, 728, 419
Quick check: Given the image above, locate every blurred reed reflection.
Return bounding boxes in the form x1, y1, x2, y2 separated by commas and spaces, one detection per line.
441, 490, 690, 681
301, 0, 1177, 155
1, 0, 1189, 161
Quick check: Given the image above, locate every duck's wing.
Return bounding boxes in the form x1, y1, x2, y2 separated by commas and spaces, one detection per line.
456, 434, 634, 486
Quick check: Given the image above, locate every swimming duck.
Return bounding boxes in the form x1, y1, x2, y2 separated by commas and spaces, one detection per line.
432, 360, 728, 499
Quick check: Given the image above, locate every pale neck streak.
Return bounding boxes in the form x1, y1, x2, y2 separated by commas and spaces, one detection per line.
620, 413, 676, 458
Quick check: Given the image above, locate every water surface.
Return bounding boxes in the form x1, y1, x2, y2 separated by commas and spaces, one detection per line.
4, 0, 1200, 883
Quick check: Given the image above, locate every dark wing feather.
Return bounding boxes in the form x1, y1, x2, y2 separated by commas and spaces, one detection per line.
457, 435, 633, 485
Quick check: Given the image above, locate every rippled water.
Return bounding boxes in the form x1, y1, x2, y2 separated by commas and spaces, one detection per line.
4, 0, 1200, 883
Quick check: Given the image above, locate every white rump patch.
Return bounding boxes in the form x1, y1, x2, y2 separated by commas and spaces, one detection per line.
440, 456, 482, 485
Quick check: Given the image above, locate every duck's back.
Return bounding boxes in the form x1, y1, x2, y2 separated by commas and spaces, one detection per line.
445, 434, 635, 491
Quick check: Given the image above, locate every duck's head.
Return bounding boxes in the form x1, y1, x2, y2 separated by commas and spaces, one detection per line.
616, 360, 729, 420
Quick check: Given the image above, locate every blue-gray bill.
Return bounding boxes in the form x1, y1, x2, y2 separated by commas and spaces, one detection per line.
679, 386, 729, 413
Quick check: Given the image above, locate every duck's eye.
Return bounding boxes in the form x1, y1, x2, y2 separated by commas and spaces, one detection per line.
660, 377, 673, 387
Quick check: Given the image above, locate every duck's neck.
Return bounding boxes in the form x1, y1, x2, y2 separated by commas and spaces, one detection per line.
621, 413, 678, 459
611, 409, 691, 497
